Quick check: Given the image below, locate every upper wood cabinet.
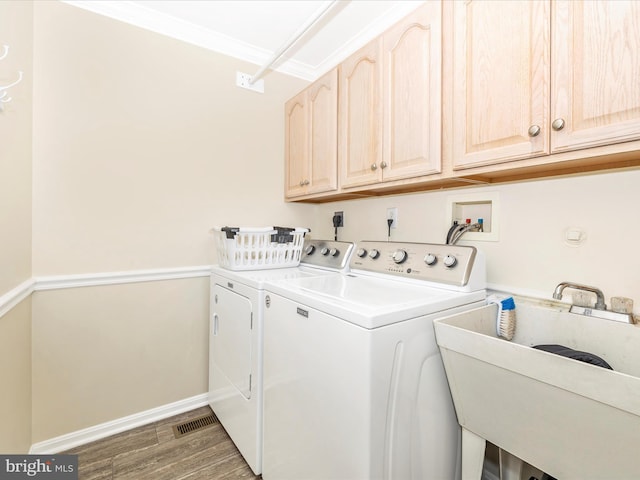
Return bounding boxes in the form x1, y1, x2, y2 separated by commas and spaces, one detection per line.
551, 0, 640, 152
450, 0, 550, 169
285, 68, 338, 199
451, 0, 640, 170
339, 39, 383, 188
339, 2, 442, 188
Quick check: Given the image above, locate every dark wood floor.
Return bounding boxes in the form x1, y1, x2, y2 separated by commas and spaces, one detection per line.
63, 406, 260, 480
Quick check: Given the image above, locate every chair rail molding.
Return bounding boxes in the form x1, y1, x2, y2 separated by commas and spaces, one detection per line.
0, 265, 212, 318
0, 278, 36, 318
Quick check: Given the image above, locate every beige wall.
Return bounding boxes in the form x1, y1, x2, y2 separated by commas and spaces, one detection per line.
311, 169, 640, 309
0, 1, 32, 294
31, 278, 209, 442
29, 1, 311, 443
0, 1, 33, 453
32, 1, 310, 275
0, 300, 32, 453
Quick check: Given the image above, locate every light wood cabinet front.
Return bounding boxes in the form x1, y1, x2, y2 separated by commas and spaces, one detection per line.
452, 0, 640, 170
286, 0, 640, 203
551, 0, 640, 152
285, 69, 338, 199
451, 0, 550, 169
285, 92, 309, 197
339, 2, 442, 189
382, 1, 442, 181
339, 39, 383, 188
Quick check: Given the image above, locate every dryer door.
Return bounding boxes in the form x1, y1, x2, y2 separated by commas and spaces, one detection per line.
212, 284, 253, 399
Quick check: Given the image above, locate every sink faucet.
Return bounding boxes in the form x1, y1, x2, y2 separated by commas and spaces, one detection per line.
553, 282, 607, 310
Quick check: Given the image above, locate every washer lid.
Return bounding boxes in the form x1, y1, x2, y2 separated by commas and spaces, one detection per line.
212, 264, 337, 289
265, 273, 486, 329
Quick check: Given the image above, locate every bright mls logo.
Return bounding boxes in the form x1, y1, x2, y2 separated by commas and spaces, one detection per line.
0, 455, 77, 479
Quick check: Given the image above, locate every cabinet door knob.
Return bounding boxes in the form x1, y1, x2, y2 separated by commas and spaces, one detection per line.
380, 161, 388, 169
528, 125, 541, 137
303, 179, 310, 185
299, 180, 305, 187
371, 163, 378, 171
552, 118, 565, 131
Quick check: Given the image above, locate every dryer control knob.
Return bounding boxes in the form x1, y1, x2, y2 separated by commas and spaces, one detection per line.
320, 247, 330, 256
356, 248, 367, 258
329, 248, 339, 257
369, 249, 380, 259
305, 245, 316, 255
424, 253, 437, 266
444, 255, 457, 268
392, 249, 408, 264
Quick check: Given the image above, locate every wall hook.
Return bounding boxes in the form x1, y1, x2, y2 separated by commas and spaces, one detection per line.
0, 45, 23, 110
0, 70, 23, 93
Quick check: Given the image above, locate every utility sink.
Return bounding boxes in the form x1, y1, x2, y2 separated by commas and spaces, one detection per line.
434, 297, 640, 480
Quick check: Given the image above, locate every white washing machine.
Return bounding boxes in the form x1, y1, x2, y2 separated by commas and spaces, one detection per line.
262, 241, 486, 480
208, 239, 354, 475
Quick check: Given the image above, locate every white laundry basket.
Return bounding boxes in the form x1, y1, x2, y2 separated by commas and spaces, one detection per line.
212, 226, 309, 271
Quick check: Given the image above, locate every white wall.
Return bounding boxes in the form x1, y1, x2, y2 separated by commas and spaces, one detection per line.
311, 169, 640, 311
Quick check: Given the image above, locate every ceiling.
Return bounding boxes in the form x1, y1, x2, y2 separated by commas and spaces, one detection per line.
63, 0, 423, 82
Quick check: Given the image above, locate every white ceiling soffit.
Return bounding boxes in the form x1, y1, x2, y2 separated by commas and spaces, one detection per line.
62, 1, 424, 81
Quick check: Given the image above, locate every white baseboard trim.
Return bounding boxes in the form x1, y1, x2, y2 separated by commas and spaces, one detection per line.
29, 393, 209, 454
0, 278, 35, 319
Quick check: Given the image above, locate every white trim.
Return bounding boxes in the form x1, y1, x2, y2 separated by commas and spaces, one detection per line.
311, 2, 423, 77
61, 1, 423, 82
34, 265, 212, 291
0, 266, 212, 319
0, 278, 35, 318
29, 393, 209, 454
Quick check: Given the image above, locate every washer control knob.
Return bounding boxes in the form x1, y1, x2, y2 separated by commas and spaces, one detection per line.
329, 248, 339, 257
320, 247, 330, 256
356, 248, 367, 258
444, 255, 457, 268
392, 249, 408, 264
369, 249, 380, 259
305, 244, 316, 255
424, 253, 437, 266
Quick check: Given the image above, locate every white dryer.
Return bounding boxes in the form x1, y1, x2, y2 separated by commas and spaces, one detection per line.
208, 239, 354, 475
262, 241, 486, 480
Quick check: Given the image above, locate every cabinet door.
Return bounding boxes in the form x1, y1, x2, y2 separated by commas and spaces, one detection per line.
339, 39, 384, 189
285, 91, 309, 198
382, 1, 443, 181
451, 0, 550, 169
552, 0, 640, 152
307, 68, 338, 195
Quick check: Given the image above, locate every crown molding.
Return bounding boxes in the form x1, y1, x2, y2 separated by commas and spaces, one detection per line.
61, 1, 423, 82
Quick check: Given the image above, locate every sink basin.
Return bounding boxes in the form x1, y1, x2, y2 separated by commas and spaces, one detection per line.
434, 297, 640, 479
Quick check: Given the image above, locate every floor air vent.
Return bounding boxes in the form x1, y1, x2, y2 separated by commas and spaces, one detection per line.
172, 412, 219, 438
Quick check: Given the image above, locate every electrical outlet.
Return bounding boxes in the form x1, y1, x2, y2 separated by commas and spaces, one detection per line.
387, 207, 398, 229
333, 211, 344, 228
